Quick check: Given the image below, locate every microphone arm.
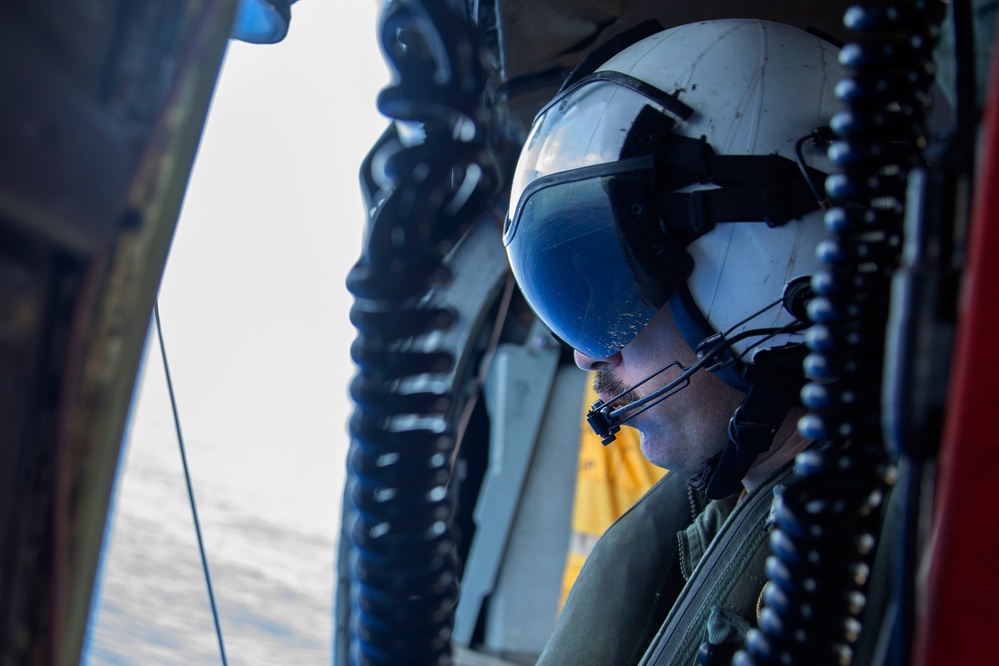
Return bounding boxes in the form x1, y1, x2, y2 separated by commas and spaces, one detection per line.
586, 335, 735, 445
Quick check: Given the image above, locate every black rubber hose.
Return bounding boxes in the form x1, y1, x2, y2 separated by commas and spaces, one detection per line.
343, 2, 497, 664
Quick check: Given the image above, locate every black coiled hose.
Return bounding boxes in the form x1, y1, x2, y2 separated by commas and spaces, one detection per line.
343, 2, 497, 664
735, 2, 945, 665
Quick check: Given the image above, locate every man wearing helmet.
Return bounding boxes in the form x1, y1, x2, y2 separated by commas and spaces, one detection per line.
578, 305, 809, 488
503, 18, 876, 666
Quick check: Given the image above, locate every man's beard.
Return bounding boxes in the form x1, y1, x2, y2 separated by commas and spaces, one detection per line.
592, 370, 640, 409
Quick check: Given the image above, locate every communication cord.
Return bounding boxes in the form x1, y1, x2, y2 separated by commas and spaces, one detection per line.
342, 1, 497, 664
734, 2, 945, 665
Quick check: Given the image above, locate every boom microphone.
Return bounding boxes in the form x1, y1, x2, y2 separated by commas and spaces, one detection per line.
586, 335, 736, 445
586, 291, 812, 445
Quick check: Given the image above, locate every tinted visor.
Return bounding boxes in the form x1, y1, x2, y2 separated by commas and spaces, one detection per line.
504, 163, 661, 359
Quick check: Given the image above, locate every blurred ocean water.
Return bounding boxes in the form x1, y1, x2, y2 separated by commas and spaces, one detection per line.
86, 353, 347, 666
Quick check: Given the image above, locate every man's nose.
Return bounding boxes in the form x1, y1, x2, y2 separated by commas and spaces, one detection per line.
573, 349, 622, 372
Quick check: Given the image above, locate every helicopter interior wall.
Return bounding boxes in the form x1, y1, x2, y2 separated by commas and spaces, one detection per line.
486, 0, 854, 138
453, 356, 587, 663
481, 365, 586, 657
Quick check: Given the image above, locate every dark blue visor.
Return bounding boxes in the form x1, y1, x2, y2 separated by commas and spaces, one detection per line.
504, 161, 662, 359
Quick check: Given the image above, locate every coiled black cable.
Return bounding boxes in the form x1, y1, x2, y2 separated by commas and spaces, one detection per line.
734, 2, 945, 665
343, 2, 497, 665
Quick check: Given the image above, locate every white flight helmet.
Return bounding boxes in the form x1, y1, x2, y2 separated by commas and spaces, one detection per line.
504, 19, 841, 379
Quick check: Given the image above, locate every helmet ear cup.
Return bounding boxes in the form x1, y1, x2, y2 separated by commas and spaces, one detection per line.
781, 276, 815, 323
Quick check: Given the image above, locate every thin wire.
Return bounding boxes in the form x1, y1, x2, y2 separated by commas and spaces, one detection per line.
795, 129, 832, 210
153, 301, 229, 666
448, 273, 516, 475
732, 320, 808, 364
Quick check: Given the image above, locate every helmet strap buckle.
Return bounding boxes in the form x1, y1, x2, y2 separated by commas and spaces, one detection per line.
695, 333, 738, 374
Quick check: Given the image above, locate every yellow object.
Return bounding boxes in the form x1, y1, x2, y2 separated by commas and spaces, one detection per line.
559, 374, 668, 610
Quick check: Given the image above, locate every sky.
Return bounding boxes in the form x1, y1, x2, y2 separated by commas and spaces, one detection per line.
87, 2, 390, 663
153, 1, 388, 464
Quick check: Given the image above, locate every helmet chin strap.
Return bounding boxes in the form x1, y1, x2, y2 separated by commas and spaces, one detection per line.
669, 287, 808, 499
690, 343, 808, 498
667, 285, 752, 392
689, 382, 790, 500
